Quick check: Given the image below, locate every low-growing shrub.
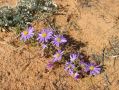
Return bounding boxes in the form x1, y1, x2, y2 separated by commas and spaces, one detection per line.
20, 26, 103, 80
0, 0, 57, 31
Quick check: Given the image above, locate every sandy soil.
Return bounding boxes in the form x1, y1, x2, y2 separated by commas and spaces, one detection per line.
0, 0, 119, 90
0, 0, 17, 7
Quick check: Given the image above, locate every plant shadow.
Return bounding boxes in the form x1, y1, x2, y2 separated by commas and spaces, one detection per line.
63, 34, 87, 52
62, 34, 89, 64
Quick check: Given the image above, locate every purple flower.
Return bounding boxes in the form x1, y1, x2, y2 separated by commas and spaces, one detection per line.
74, 72, 80, 80
52, 35, 67, 47
37, 28, 53, 43
46, 61, 54, 69
70, 54, 78, 62
53, 50, 63, 62
79, 54, 84, 59
86, 63, 101, 76
65, 61, 75, 75
65, 62, 75, 71
80, 61, 87, 69
42, 44, 47, 49
68, 68, 74, 75
20, 26, 34, 41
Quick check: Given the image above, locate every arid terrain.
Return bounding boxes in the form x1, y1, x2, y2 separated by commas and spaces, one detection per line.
0, 0, 119, 90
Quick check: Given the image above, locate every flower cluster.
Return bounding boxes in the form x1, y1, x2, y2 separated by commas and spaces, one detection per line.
20, 26, 102, 80
20, 26, 67, 63
65, 53, 101, 79
20, 27, 67, 45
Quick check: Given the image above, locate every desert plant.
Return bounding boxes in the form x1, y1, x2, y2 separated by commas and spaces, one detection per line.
20, 26, 103, 80
0, 0, 57, 31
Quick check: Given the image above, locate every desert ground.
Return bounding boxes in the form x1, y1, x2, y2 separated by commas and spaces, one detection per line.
0, 0, 119, 90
